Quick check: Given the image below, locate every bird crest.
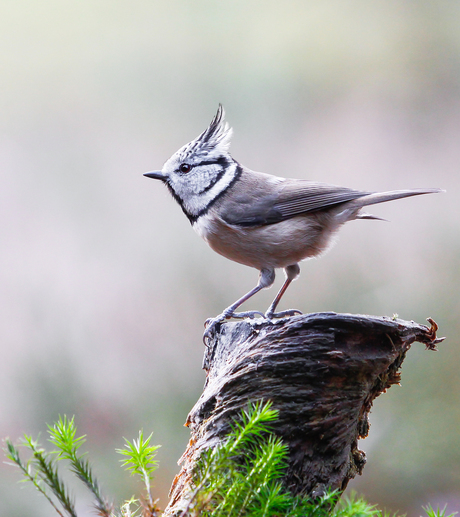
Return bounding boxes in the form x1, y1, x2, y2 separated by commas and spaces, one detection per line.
179, 104, 233, 163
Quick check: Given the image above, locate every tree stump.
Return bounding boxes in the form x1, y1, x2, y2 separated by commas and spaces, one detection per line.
164, 312, 444, 515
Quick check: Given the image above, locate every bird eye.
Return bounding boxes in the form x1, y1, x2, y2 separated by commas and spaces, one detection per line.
179, 163, 191, 173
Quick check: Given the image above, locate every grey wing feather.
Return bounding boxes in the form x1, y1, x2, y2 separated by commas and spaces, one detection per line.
273, 182, 370, 219
221, 178, 370, 227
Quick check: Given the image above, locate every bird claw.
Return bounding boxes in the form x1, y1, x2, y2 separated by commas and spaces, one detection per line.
265, 309, 302, 320
203, 314, 227, 346
232, 310, 265, 320
203, 322, 217, 347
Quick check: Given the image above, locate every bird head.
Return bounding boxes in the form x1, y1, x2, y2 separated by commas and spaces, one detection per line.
145, 105, 240, 221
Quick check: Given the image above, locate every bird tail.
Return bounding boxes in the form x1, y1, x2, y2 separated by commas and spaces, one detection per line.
336, 188, 443, 224
353, 188, 443, 208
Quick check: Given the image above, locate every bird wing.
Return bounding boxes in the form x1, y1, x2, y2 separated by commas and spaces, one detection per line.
273, 181, 370, 219
220, 174, 370, 227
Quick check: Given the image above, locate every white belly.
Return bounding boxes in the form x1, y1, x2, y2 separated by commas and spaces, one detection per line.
193, 211, 338, 270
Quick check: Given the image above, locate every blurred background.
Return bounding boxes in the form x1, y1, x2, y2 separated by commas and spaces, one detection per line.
0, 1, 459, 515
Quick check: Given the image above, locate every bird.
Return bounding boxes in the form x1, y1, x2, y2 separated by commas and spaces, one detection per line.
144, 105, 442, 343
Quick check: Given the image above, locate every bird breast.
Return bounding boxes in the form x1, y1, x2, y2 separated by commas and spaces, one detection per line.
193, 209, 339, 270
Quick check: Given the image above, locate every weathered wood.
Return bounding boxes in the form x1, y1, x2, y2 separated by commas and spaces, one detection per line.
165, 312, 444, 515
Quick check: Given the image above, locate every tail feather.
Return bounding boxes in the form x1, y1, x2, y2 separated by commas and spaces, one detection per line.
355, 212, 388, 221
336, 188, 443, 224
353, 188, 443, 208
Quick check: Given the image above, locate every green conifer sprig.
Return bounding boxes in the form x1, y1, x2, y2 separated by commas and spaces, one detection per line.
48, 415, 113, 517
424, 504, 458, 517
4, 435, 77, 517
117, 430, 161, 515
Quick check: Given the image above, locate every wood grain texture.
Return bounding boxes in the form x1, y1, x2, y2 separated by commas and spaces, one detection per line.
164, 313, 444, 515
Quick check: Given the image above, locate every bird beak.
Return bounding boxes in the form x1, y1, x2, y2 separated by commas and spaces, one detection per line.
144, 170, 168, 181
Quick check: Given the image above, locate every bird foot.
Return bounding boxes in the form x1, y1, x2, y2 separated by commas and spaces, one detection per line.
231, 310, 266, 320
203, 309, 301, 346
203, 310, 265, 346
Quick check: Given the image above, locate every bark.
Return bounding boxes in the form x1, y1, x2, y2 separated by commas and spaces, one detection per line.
164, 312, 444, 515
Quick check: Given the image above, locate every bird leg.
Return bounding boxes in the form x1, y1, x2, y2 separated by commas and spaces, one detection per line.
265, 264, 302, 320
203, 268, 275, 344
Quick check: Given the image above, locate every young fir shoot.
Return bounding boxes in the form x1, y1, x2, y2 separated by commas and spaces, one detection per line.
336, 491, 380, 517
423, 504, 458, 517
117, 430, 161, 512
47, 415, 113, 517
4, 435, 77, 517
119, 496, 141, 517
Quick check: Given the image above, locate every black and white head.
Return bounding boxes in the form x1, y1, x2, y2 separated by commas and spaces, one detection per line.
145, 105, 241, 222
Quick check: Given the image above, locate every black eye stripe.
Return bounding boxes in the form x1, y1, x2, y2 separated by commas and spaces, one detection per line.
195, 156, 230, 168
177, 157, 230, 175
